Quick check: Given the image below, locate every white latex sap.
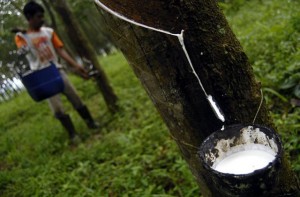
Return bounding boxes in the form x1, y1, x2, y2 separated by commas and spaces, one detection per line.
94, 0, 225, 123
214, 149, 275, 174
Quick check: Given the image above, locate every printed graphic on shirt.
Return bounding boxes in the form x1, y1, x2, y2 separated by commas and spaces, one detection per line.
31, 36, 54, 63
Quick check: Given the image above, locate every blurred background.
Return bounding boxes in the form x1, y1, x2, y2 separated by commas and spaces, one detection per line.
0, 0, 299, 196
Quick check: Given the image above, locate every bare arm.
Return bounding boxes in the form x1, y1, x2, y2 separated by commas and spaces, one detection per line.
56, 47, 89, 79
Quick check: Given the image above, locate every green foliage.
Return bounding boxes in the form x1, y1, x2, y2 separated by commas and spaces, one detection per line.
291, 12, 300, 33
224, 0, 300, 88
270, 110, 300, 173
0, 53, 200, 196
219, 0, 247, 13
0, 1, 31, 74
223, 0, 300, 176
0, 0, 300, 196
279, 73, 300, 98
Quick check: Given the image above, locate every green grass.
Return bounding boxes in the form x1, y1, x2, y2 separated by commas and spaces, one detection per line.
223, 0, 300, 94
0, 52, 200, 196
1, 0, 300, 196
223, 0, 300, 175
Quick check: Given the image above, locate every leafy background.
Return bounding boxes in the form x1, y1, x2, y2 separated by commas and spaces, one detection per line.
0, 0, 299, 196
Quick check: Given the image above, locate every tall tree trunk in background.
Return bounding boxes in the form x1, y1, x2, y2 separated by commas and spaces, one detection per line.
43, 0, 78, 68
41, 0, 57, 29
95, 0, 299, 196
51, 0, 118, 112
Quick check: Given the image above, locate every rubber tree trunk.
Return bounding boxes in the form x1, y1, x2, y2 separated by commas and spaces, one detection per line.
94, 0, 300, 196
42, 0, 76, 61
51, 0, 118, 113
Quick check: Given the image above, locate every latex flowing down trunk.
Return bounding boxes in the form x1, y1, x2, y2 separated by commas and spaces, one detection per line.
94, 0, 300, 196
51, 0, 118, 112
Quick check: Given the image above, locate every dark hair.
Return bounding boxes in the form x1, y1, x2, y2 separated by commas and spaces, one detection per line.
23, 1, 44, 20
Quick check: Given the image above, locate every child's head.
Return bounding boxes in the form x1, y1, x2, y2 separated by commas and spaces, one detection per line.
23, 1, 44, 20
23, 1, 45, 29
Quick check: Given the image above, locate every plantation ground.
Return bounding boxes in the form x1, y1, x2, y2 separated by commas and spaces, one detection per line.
0, 0, 299, 196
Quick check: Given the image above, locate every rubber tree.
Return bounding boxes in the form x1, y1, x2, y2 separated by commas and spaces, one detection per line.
94, 0, 300, 196
50, 0, 118, 112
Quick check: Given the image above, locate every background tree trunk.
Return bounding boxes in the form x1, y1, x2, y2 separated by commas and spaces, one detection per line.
41, 0, 57, 29
51, 0, 118, 112
95, 0, 300, 196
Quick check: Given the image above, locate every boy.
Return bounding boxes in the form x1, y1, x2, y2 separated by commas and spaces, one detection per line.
15, 1, 98, 143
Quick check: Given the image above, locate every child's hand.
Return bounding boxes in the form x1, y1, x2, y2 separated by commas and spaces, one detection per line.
74, 64, 89, 79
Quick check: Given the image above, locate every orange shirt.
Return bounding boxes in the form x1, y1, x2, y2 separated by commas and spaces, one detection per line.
15, 31, 63, 49
14, 27, 64, 70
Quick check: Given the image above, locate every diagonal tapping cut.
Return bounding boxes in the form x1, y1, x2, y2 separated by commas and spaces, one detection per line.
95, 0, 226, 123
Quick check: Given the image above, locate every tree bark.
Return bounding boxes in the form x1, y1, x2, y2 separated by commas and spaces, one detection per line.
95, 0, 300, 196
51, 0, 118, 112
41, 0, 57, 29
